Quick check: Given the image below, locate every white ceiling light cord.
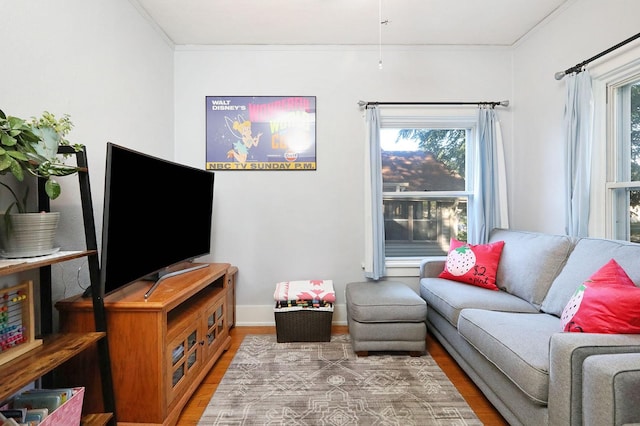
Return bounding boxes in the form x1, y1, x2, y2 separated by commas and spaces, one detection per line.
378, 0, 383, 69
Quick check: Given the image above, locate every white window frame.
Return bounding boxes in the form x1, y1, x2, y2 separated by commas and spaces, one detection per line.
378, 108, 479, 273
588, 47, 640, 238
607, 77, 640, 240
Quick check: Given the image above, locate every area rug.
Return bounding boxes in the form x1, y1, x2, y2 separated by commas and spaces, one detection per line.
198, 334, 481, 425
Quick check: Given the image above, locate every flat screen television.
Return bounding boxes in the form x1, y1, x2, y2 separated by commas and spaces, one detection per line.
98, 142, 215, 298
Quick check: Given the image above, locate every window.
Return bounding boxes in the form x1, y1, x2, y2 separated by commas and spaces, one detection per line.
380, 114, 477, 258
608, 78, 640, 242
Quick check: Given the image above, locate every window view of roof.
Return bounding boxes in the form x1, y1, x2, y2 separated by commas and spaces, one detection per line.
382, 151, 465, 192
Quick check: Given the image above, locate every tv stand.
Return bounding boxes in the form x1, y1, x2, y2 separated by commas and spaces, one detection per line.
144, 263, 209, 299
56, 262, 237, 426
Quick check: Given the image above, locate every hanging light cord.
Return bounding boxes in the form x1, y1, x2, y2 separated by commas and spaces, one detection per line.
378, 0, 383, 69
377, 0, 389, 70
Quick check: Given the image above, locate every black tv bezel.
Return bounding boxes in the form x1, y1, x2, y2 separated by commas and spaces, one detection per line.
98, 142, 215, 298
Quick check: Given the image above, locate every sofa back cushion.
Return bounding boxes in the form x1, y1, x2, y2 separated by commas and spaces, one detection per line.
488, 228, 575, 308
541, 237, 640, 317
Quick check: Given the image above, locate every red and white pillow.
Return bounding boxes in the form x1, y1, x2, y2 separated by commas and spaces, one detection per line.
561, 259, 640, 334
438, 238, 505, 290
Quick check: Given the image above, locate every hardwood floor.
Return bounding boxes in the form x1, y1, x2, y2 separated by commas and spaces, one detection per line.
176, 326, 508, 425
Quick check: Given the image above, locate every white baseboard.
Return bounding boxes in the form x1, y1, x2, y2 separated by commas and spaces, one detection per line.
235, 303, 348, 326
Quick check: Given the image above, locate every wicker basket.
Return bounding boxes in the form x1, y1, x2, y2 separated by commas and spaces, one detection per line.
274, 308, 333, 342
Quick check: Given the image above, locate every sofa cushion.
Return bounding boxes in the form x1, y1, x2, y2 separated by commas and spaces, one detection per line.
420, 277, 538, 327
457, 309, 559, 405
438, 238, 505, 290
488, 228, 575, 308
541, 237, 640, 317
561, 259, 640, 333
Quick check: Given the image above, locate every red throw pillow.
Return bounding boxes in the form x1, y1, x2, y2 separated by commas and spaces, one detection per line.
438, 238, 505, 290
561, 259, 640, 334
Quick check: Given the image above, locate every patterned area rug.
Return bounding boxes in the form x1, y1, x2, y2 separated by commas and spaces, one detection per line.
198, 334, 481, 425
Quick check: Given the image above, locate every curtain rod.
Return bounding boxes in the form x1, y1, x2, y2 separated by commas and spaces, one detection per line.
358, 100, 509, 109
555, 31, 640, 80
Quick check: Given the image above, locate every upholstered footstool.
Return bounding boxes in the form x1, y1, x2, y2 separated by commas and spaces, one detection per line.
345, 281, 427, 356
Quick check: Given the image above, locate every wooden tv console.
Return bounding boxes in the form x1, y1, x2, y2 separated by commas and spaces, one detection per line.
56, 262, 237, 426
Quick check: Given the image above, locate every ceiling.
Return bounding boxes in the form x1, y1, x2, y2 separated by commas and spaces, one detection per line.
132, 0, 570, 47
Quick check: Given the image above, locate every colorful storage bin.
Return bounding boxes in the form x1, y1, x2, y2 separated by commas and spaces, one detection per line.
273, 280, 334, 342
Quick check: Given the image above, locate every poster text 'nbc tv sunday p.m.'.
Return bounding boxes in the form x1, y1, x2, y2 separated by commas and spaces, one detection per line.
205, 96, 316, 170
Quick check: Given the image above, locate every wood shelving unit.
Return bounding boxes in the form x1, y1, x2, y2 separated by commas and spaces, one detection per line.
0, 146, 116, 425
0, 332, 104, 402
0, 251, 114, 425
0, 250, 96, 275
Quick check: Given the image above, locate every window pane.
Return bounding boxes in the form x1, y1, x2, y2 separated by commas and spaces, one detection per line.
631, 82, 640, 183
612, 79, 640, 241
632, 189, 640, 243
383, 196, 466, 256
381, 128, 468, 257
631, 84, 640, 238
381, 128, 466, 191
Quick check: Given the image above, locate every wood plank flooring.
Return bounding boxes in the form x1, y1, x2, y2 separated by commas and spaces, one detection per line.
176, 326, 508, 426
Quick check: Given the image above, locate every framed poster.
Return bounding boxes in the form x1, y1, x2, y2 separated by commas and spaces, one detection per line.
205, 96, 316, 170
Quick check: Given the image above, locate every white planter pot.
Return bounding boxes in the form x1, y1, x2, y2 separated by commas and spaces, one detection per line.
0, 212, 60, 258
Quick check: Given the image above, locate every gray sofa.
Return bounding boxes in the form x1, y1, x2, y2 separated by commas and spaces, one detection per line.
419, 228, 640, 426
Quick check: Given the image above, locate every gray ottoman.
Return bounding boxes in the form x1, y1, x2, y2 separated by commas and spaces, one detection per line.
345, 281, 427, 356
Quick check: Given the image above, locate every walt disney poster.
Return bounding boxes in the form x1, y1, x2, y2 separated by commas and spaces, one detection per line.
205, 96, 316, 170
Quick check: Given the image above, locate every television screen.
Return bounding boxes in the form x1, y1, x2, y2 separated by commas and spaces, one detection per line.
100, 142, 215, 296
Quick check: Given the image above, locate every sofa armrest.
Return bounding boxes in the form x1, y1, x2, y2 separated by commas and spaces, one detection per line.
582, 353, 640, 426
548, 332, 640, 426
419, 257, 447, 279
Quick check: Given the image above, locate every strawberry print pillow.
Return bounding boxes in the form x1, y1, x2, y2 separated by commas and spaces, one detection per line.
438, 238, 505, 290
561, 259, 640, 333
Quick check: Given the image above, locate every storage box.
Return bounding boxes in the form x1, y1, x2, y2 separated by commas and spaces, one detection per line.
273, 279, 335, 343
274, 307, 333, 342
40, 387, 84, 426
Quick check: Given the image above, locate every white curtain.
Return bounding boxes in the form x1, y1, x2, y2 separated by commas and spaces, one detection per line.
363, 107, 385, 279
469, 106, 510, 244
564, 70, 594, 237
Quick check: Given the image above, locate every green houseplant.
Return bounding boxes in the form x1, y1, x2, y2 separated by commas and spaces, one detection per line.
0, 109, 82, 205
0, 108, 82, 257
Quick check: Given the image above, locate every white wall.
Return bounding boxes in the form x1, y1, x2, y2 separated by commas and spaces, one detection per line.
511, 0, 640, 234
0, 1, 174, 313
6, 0, 639, 327
174, 45, 513, 324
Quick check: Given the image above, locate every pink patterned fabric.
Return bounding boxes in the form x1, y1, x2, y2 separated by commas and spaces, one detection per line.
273, 279, 335, 303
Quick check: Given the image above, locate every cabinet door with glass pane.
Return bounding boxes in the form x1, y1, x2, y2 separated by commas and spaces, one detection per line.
204, 297, 227, 360
167, 313, 202, 404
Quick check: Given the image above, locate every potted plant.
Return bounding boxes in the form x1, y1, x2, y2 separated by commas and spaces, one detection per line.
0, 108, 82, 257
